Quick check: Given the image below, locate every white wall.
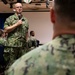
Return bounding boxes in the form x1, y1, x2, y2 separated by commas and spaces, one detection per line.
23, 12, 53, 44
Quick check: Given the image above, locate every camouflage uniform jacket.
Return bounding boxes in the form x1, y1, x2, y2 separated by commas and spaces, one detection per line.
0, 37, 7, 45
27, 36, 37, 48
4, 14, 29, 47
5, 34, 75, 75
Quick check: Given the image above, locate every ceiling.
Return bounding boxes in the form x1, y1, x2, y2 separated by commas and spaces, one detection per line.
0, 0, 52, 13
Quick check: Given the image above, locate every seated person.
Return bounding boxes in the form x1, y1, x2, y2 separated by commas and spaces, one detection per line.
27, 31, 40, 48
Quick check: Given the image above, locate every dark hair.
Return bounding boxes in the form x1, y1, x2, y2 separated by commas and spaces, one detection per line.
30, 31, 34, 35
54, 0, 75, 21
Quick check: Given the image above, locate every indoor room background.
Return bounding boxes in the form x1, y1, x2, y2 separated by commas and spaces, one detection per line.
0, 12, 53, 44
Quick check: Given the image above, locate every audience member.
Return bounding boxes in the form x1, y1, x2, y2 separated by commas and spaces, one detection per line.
5, 0, 75, 75
27, 31, 40, 48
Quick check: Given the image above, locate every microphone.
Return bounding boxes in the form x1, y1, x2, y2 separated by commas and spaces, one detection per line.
18, 14, 22, 20
18, 14, 24, 21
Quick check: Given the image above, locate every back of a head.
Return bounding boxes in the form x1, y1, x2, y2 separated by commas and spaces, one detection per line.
54, 0, 75, 21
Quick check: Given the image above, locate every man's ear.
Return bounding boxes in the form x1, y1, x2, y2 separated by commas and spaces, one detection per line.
50, 8, 55, 23
13, 9, 16, 12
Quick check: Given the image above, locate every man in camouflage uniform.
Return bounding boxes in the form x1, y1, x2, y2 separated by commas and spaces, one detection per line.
4, 3, 29, 69
5, 0, 75, 75
27, 31, 39, 48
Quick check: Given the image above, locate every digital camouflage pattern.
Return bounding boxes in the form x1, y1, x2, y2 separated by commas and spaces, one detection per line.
4, 14, 29, 69
5, 34, 75, 75
4, 13, 29, 47
27, 37, 37, 48
0, 38, 7, 45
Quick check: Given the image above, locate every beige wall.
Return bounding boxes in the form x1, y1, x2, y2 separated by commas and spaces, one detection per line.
23, 12, 53, 44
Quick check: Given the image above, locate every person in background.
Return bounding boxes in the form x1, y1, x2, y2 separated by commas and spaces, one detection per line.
27, 31, 40, 48
0, 29, 7, 75
0, 29, 7, 45
4, 2, 29, 69
5, 0, 75, 75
